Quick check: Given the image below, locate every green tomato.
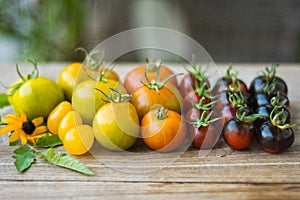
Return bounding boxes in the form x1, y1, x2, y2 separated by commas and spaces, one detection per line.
10, 77, 65, 120
93, 102, 140, 151
72, 79, 127, 125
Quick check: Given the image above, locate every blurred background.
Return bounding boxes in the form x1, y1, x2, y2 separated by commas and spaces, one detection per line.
1, 0, 300, 63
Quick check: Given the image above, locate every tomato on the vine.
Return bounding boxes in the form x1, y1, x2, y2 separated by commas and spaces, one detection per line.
93, 89, 139, 150
124, 59, 177, 94
141, 107, 186, 152
8, 60, 65, 120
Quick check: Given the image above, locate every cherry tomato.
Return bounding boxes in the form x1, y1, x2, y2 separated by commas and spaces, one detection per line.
58, 62, 82, 102
179, 73, 210, 97
124, 62, 177, 94
256, 121, 294, 154
63, 124, 95, 155
93, 98, 140, 151
47, 101, 72, 134
58, 111, 83, 141
141, 107, 186, 152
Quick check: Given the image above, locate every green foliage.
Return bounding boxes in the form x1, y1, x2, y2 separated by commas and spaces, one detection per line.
0, 0, 85, 61
0, 93, 10, 108
35, 134, 63, 148
13, 146, 35, 172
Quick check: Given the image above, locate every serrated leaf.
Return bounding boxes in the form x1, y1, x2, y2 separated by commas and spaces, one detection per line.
12, 146, 35, 172
39, 148, 95, 176
0, 93, 10, 108
35, 134, 63, 148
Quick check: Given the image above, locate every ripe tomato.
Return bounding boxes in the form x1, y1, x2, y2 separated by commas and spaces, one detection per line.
63, 124, 95, 155
95, 67, 120, 82
93, 99, 139, 151
124, 62, 177, 94
47, 101, 72, 134
141, 107, 186, 152
58, 62, 82, 102
72, 79, 126, 124
58, 111, 83, 141
131, 84, 182, 120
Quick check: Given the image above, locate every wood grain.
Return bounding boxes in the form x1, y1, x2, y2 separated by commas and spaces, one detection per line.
0, 63, 300, 199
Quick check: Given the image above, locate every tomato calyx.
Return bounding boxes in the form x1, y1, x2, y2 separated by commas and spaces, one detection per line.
262, 63, 279, 80
270, 91, 288, 107
141, 63, 183, 93
236, 106, 263, 123
227, 88, 245, 108
77, 47, 116, 83
269, 105, 296, 129
183, 55, 208, 82
187, 110, 219, 128
95, 87, 131, 103
8, 59, 39, 96
189, 96, 215, 111
155, 107, 168, 120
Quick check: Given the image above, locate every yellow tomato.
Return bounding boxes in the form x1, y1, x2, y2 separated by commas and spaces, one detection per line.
58, 62, 82, 102
58, 111, 83, 141
63, 125, 94, 155
47, 101, 72, 134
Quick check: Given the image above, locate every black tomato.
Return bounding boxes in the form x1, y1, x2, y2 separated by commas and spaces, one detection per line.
252, 93, 270, 109
179, 73, 210, 97
218, 104, 238, 128
254, 104, 273, 127
256, 121, 294, 154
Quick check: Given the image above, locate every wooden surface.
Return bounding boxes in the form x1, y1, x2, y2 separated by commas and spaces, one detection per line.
0, 63, 300, 199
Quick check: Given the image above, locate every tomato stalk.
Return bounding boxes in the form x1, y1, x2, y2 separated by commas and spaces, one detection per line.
95, 88, 131, 103
145, 58, 162, 72
269, 105, 296, 129
155, 107, 168, 120
236, 106, 264, 123
188, 96, 215, 111
182, 55, 208, 82
188, 110, 219, 128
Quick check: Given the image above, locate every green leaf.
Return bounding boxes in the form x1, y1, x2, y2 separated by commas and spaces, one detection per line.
0, 93, 10, 108
12, 146, 35, 172
40, 148, 95, 176
35, 134, 63, 148
9, 140, 19, 146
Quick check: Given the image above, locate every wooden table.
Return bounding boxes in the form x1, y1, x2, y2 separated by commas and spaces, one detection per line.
0, 63, 299, 199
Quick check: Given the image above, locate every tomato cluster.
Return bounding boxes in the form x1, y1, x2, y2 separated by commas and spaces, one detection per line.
214, 64, 295, 153
14, 54, 293, 156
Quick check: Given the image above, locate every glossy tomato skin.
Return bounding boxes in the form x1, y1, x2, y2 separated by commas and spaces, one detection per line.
141, 109, 186, 152
249, 76, 288, 96
58, 111, 83, 141
47, 101, 72, 134
212, 77, 248, 95
130, 84, 182, 120
222, 118, 255, 150
179, 73, 210, 97
11, 77, 65, 120
72, 79, 126, 124
185, 108, 218, 149
58, 62, 82, 102
256, 121, 294, 154
218, 104, 238, 128
124, 64, 177, 94
93, 102, 140, 151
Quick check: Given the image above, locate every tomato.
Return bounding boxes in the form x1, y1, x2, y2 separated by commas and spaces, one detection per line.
58, 111, 83, 141
179, 73, 210, 97
131, 84, 182, 120
124, 62, 177, 94
93, 95, 139, 151
72, 79, 126, 124
96, 67, 120, 82
141, 107, 186, 152
47, 101, 72, 134
58, 62, 82, 102
63, 124, 95, 155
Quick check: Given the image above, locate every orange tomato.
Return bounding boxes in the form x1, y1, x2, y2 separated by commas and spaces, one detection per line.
124, 63, 177, 94
63, 124, 94, 155
47, 101, 72, 134
58, 62, 82, 101
58, 111, 83, 141
141, 107, 186, 152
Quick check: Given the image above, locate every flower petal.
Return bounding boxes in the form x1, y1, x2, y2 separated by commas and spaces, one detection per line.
19, 110, 27, 122
20, 132, 28, 145
32, 117, 44, 126
32, 126, 48, 136
0, 125, 16, 136
9, 130, 21, 143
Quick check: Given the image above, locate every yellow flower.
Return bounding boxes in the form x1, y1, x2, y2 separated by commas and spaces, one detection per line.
0, 110, 48, 145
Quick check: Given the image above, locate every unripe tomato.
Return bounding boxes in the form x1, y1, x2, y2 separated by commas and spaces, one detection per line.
58, 62, 82, 102
124, 63, 177, 94
141, 107, 186, 152
58, 111, 83, 141
63, 124, 94, 155
47, 101, 72, 134
93, 100, 139, 151
10, 77, 64, 120
72, 79, 126, 124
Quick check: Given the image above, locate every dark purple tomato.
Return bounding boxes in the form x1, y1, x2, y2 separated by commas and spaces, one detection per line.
179, 73, 210, 97
256, 121, 294, 154
254, 104, 273, 127
249, 76, 288, 96
212, 77, 248, 95
252, 93, 270, 109
269, 92, 290, 109
222, 117, 255, 150
218, 104, 238, 128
